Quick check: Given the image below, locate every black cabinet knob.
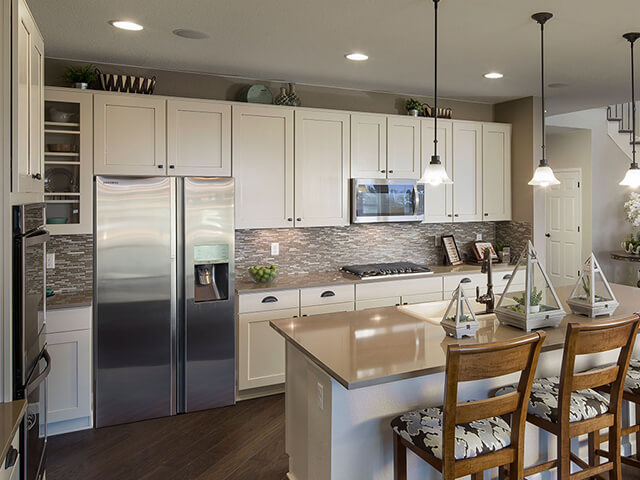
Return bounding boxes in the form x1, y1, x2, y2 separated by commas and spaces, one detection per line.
31, 173, 41, 180
454, 214, 459, 217
5, 446, 17, 469
484, 213, 489, 216
381, 170, 386, 173
158, 165, 164, 169
447, 214, 452, 217
296, 218, 302, 222
545, 233, 551, 238
169, 165, 175, 169
287, 218, 293, 222
388, 170, 394, 173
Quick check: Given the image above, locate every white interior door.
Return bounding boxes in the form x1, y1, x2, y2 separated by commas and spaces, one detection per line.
545, 169, 582, 287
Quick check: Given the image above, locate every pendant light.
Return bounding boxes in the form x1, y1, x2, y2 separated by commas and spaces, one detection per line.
528, 12, 561, 187
619, 33, 640, 188
418, 0, 453, 186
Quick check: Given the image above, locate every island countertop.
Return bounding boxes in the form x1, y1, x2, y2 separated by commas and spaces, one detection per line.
270, 283, 640, 390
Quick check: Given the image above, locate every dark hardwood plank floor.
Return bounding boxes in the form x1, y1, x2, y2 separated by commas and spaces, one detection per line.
45, 392, 640, 479
47, 394, 288, 480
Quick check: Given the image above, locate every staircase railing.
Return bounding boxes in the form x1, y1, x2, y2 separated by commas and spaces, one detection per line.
608, 102, 640, 141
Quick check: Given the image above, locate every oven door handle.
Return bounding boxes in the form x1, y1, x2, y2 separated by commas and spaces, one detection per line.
25, 349, 51, 396
24, 230, 50, 247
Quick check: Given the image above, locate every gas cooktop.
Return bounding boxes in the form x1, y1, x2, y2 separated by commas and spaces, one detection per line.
341, 262, 433, 279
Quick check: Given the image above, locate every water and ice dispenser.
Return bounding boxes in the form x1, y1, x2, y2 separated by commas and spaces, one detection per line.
193, 244, 230, 303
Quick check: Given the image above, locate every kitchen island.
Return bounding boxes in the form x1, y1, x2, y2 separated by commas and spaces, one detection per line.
271, 283, 640, 480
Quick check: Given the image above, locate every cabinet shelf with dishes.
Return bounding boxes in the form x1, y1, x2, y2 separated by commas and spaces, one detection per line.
44, 87, 93, 234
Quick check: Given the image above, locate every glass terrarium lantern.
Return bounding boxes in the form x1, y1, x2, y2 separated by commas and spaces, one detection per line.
495, 241, 565, 331
567, 253, 619, 317
440, 282, 479, 339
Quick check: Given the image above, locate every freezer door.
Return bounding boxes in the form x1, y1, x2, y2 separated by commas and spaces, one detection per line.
182, 177, 235, 412
95, 177, 175, 427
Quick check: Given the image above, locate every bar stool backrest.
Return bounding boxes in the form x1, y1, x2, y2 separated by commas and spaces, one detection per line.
442, 332, 546, 473
558, 315, 640, 425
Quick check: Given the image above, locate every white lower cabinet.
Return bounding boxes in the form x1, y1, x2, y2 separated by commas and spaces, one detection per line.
45, 306, 92, 435
355, 277, 443, 311
0, 428, 19, 480
301, 302, 354, 316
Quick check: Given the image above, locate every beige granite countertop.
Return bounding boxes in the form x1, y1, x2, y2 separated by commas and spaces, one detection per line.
271, 283, 640, 390
0, 400, 26, 462
236, 263, 516, 293
47, 289, 93, 310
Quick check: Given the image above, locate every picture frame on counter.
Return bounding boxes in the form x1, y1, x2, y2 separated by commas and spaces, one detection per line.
441, 235, 463, 266
473, 241, 499, 262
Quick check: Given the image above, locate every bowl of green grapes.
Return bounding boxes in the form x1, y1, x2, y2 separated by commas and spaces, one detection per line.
249, 265, 279, 284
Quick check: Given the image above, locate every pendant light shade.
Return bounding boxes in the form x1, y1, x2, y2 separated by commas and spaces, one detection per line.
620, 165, 640, 187
418, 0, 453, 186
619, 32, 640, 188
528, 12, 560, 188
419, 159, 453, 186
528, 165, 561, 187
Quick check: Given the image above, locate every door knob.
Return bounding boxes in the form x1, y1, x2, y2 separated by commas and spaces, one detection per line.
545, 233, 551, 238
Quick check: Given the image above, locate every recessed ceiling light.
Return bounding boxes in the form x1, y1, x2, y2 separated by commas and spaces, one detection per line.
484, 72, 504, 79
345, 52, 368, 61
172, 29, 209, 40
109, 20, 143, 31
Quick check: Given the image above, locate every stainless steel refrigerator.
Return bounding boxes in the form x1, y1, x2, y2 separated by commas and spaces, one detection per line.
94, 176, 235, 428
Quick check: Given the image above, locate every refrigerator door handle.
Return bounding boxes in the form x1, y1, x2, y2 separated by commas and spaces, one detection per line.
25, 348, 51, 396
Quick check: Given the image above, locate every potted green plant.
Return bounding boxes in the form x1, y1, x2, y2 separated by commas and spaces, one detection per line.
64, 64, 97, 89
405, 99, 424, 117
511, 286, 543, 313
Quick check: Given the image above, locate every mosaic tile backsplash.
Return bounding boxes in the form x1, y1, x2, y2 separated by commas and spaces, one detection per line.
236, 221, 531, 281
46, 234, 93, 294
46, 222, 531, 292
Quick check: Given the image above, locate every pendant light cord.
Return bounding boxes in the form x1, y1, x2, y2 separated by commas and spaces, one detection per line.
632, 37, 637, 167
540, 20, 547, 167
433, 0, 439, 162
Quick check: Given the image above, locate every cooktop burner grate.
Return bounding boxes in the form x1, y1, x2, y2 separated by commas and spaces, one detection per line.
341, 262, 433, 279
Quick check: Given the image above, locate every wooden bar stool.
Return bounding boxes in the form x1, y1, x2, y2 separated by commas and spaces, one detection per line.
593, 353, 640, 470
390, 331, 545, 480
497, 315, 640, 480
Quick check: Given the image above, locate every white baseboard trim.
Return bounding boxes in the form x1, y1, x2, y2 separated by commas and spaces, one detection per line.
236, 383, 284, 402
47, 416, 92, 436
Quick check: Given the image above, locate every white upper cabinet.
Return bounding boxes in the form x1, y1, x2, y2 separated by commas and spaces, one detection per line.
233, 104, 294, 229
452, 122, 483, 222
167, 99, 231, 177
422, 118, 453, 223
350, 114, 387, 178
482, 123, 512, 221
387, 116, 420, 179
93, 93, 167, 176
12, 0, 44, 196
294, 110, 350, 227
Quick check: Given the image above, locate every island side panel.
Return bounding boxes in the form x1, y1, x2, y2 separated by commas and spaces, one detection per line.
286, 343, 332, 480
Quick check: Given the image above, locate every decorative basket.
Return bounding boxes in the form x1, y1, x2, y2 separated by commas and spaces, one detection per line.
424, 104, 452, 119
96, 68, 156, 95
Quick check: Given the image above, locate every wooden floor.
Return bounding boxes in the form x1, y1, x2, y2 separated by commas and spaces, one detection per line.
47, 394, 289, 480
47, 392, 640, 480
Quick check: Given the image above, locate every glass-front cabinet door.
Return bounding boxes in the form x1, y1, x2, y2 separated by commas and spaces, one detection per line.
44, 87, 93, 234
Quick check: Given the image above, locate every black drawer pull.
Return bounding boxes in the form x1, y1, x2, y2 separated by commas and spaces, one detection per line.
5, 446, 17, 469
320, 291, 335, 298
169, 165, 175, 169
460, 277, 472, 284
302, 314, 308, 317
503, 274, 512, 280
261, 296, 278, 303
158, 165, 164, 169
395, 303, 400, 306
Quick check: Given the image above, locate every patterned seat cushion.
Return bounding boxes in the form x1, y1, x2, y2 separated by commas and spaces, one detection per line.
390, 406, 511, 461
625, 358, 640, 395
496, 376, 609, 423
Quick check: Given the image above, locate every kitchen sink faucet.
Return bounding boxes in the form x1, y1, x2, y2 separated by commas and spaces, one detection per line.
476, 248, 495, 314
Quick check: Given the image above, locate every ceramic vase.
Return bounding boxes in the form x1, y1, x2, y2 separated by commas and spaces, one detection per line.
275, 87, 289, 106
287, 83, 301, 107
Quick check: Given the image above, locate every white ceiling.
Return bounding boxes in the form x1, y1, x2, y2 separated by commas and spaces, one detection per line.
28, 0, 640, 114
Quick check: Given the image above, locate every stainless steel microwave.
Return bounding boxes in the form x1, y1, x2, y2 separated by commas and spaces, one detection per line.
351, 178, 425, 223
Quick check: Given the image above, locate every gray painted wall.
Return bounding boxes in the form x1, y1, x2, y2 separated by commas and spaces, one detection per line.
44, 57, 495, 121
